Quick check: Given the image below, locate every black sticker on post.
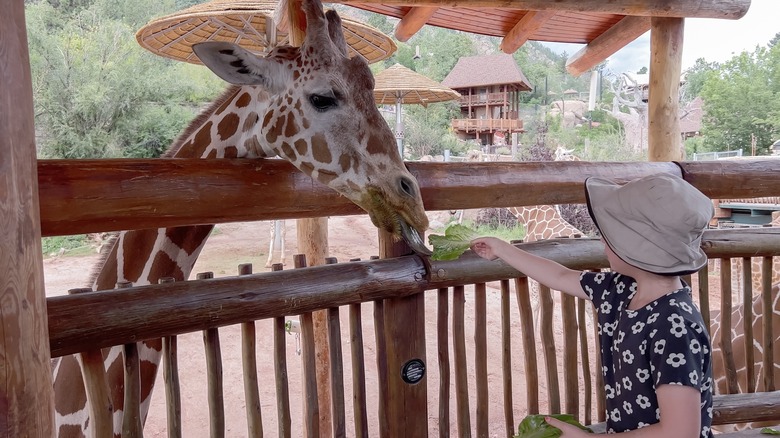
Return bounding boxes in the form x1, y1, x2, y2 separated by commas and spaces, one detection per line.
401, 358, 426, 384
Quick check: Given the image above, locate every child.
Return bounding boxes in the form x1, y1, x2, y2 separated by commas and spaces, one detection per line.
471, 174, 714, 438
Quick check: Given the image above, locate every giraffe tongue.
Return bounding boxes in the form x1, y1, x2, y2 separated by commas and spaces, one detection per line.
400, 219, 433, 256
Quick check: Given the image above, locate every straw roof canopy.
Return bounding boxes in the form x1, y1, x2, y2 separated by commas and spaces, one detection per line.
136, 0, 396, 65
373, 64, 460, 107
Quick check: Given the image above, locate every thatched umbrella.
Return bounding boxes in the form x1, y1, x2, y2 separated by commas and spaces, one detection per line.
135, 0, 396, 65
373, 63, 460, 155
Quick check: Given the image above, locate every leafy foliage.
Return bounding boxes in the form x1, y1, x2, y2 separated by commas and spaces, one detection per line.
428, 224, 482, 261
514, 414, 592, 438
26, 0, 224, 159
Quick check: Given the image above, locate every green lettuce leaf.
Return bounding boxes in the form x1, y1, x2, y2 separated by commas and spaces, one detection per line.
427, 224, 481, 261
514, 414, 593, 438
762, 428, 780, 435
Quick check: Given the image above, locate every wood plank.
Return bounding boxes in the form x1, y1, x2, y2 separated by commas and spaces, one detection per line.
0, 0, 55, 434
300, 312, 320, 438
500, 11, 556, 54
348, 302, 369, 438
474, 283, 488, 437
500, 280, 515, 436
437, 288, 451, 438
539, 285, 560, 413
566, 16, 651, 76
36, 159, 780, 237
648, 17, 684, 161
761, 257, 775, 391
514, 277, 539, 413
159, 277, 182, 438
712, 391, 780, 425
720, 259, 739, 395
332, 0, 750, 19
561, 292, 578, 416
394, 6, 438, 41
742, 258, 755, 393
327, 306, 346, 437
238, 264, 263, 438
577, 299, 592, 425
452, 286, 471, 437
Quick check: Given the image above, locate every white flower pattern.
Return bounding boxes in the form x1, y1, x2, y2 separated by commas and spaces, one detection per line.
582, 271, 713, 437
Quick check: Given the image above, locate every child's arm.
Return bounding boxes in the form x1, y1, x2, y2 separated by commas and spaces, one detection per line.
470, 237, 587, 300
546, 384, 702, 438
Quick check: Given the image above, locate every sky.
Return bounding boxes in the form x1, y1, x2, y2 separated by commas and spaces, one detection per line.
541, 0, 779, 75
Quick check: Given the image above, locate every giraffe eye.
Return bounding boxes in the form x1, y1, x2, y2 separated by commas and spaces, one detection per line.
399, 176, 416, 198
309, 93, 337, 112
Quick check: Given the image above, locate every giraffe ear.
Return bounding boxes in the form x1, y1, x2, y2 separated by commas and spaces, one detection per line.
193, 42, 289, 94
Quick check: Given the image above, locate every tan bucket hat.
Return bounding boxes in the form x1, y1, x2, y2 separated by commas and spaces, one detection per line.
585, 173, 714, 275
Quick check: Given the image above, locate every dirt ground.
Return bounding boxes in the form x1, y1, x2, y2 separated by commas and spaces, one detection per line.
42, 213, 724, 437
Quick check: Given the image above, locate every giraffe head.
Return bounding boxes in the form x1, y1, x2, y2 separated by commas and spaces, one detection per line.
192, 0, 430, 254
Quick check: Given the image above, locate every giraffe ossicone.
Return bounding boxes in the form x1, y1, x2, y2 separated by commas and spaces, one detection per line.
191, 6, 430, 254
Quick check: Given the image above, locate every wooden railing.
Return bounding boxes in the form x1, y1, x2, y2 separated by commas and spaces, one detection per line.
42, 158, 780, 436
458, 93, 509, 106
450, 118, 523, 133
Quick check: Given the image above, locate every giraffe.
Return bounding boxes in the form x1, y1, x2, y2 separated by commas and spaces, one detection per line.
51, 1, 429, 436
708, 213, 780, 430
506, 204, 584, 242
709, 281, 780, 430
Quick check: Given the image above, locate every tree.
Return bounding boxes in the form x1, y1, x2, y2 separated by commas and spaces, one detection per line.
25, 0, 224, 158
699, 46, 780, 155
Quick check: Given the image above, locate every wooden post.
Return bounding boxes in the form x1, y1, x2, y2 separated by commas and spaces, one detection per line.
0, 0, 56, 435
378, 230, 428, 437
296, 217, 332, 434
648, 17, 685, 162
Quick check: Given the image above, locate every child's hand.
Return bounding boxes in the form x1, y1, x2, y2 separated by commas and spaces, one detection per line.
469, 237, 502, 261
544, 416, 591, 438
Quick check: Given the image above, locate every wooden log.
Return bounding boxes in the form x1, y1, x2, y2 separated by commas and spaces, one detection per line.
159, 277, 182, 438
348, 300, 369, 438
698, 266, 711, 330
761, 257, 775, 392
394, 6, 438, 41
566, 16, 651, 76
648, 17, 684, 161
539, 285, 560, 413
238, 264, 263, 438
561, 292, 578, 417
69, 287, 114, 438
329, 0, 750, 19
452, 285, 471, 437
720, 260, 739, 395
500, 280, 515, 436
295, 219, 333, 435
437, 288, 451, 438
271, 263, 292, 438
198, 271, 225, 438
500, 11, 556, 54
474, 283, 488, 437
592, 298, 605, 423
0, 1, 55, 434
514, 277, 539, 414
742, 258, 755, 393
300, 311, 320, 438
117, 280, 143, 438
326, 304, 346, 437
36, 159, 780, 236
379, 229, 428, 438
46, 230, 780, 357
577, 299, 592, 425
372, 298, 389, 438
711, 391, 780, 425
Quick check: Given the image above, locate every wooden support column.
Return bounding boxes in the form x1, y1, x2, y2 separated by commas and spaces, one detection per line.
0, 0, 56, 435
648, 17, 685, 162
378, 230, 428, 437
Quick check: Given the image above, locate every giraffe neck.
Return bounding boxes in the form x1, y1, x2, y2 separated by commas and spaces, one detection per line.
510, 204, 583, 242
53, 85, 267, 437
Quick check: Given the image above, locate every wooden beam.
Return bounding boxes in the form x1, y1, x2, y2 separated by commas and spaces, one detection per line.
330, 0, 750, 19
499, 10, 556, 54
566, 16, 651, 76
46, 228, 780, 358
648, 17, 684, 161
0, 0, 55, 435
36, 159, 780, 237
394, 6, 438, 42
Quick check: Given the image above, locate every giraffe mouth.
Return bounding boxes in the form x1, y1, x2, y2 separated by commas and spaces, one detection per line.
399, 219, 433, 256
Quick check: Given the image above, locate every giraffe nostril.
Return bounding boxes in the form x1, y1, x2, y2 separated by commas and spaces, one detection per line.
399, 176, 416, 198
